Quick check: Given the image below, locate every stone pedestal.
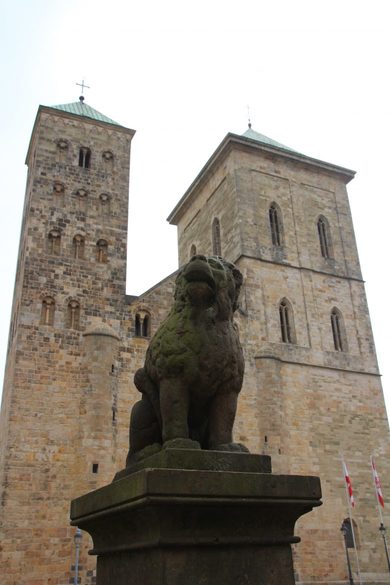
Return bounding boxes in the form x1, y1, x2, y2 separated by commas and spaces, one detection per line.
70, 450, 321, 585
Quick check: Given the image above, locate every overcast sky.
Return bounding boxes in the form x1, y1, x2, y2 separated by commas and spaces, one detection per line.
0, 0, 389, 417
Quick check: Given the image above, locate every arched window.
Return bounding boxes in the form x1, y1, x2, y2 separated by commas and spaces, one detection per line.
135, 314, 142, 337
269, 203, 282, 247
279, 298, 295, 343
190, 244, 197, 258
79, 147, 91, 169
41, 297, 55, 326
142, 314, 150, 337
135, 311, 151, 338
67, 300, 80, 330
73, 235, 85, 260
96, 239, 108, 263
212, 218, 222, 256
317, 216, 332, 259
48, 230, 61, 255
341, 518, 359, 549
331, 308, 346, 351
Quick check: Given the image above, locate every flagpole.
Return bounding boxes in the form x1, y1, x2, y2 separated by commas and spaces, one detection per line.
342, 459, 363, 585
371, 455, 390, 574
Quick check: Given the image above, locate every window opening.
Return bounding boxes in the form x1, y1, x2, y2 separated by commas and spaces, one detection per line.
331, 308, 344, 351
212, 218, 222, 256
73, 235, 85, 260
142, 314, 150, 337
269, 204, 282, 246
48, 230, 61, 255
96, 239, 108, 263
92, 463, 99, 474
41, 297, 55, 326
79, 147, 91, 169
279, 299, 293, 343
135, 314, 141, 336
67, 300, 80, 330
317, 217, 331, 258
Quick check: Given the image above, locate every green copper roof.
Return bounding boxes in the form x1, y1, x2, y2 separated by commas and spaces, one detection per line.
50, 100, 121, 126
242, 127, 298, 153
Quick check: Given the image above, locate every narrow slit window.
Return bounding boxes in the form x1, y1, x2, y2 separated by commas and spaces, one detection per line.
317, 216, 331, 259
269, 204, 282, 246
92, 463, 99, 474
331, 308, 345, 351
279, 299, 294, 343
212, 218, 222, 256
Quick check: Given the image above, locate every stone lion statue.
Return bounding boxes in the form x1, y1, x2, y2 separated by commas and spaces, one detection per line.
126, 254, 248, 465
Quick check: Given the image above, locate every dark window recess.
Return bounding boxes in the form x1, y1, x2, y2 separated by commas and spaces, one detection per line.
317, 217, 331, 258
111, 364, 115, 374
92, 463, 99, 474
264, 435, 268, 443
341, 519, 356, 548
331, 308, 344, 351
112, 408, 116, 422
212, 218, 222, 256
142, 315, 150, 337
269, 204, 282, 246
279, 300, 293, 343
135, 314, 142, 336
79, 147, 91, 169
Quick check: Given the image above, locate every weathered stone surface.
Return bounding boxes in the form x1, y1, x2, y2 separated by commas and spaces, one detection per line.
71, 462, 322, 585
115, 448, 271, 479
127, 255, 247, 462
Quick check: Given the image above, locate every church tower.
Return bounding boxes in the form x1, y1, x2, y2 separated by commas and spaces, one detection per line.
0, 98, 135, 584
168, 128, 390, 584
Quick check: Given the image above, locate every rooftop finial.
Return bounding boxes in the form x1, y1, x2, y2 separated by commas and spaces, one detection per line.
76, 79, 90, 103
247, 104, 252, 129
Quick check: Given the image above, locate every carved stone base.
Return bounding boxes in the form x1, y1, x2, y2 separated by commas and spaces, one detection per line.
70, 451, 321, 585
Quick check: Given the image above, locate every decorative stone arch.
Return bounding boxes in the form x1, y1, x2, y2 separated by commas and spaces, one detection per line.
102, 150, 114, 162
330, 307, 347, 352
269, 201, 283, 247
75, 188, 88, 199
134, 307, 152, 338
317, 215, 333, 259
278, 297, 296, 344
40, 296, 55, 326
56, 138, 69, 151
96, 239, 108, 263
53, 181, 65, 195
48, 229, 61, 255
212, 217, 222, 256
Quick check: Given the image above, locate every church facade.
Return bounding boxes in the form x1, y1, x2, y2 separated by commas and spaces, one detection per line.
0, 100, 389, 584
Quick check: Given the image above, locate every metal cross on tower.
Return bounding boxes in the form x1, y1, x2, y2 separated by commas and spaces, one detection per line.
76, 79, 90, 102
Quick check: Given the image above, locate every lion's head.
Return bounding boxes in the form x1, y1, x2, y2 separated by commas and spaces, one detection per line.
174, 255, 243, 316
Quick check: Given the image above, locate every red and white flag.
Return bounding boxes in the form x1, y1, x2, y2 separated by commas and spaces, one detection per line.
371, 456, 385, 509
343, 460, 355, 508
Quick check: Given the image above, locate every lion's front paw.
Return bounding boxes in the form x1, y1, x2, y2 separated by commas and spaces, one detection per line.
213, 442, 250, 453
163, 438, 201, 450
